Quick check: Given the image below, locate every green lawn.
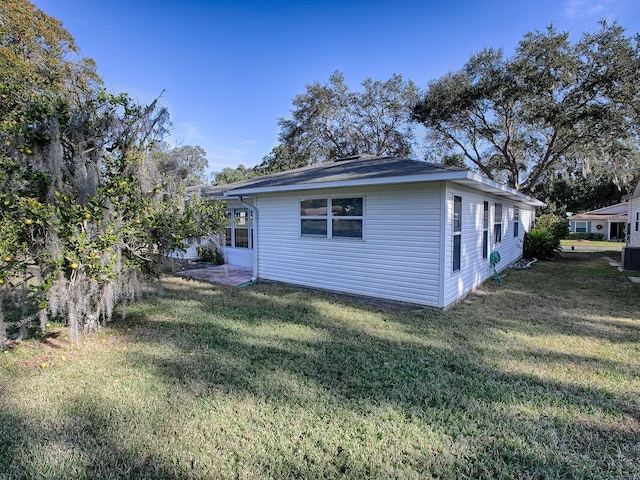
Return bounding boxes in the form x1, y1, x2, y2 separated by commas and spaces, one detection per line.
560, 239, 625, 248
1, 253, 639, 479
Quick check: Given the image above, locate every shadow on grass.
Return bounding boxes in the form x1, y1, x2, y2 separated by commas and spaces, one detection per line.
117, 271, 639, 476
1, 254, 638, 478
0, 394, 203, 480
471, 287, 640, 343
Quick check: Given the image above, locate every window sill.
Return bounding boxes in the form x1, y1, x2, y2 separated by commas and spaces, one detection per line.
300, 236, 365, 242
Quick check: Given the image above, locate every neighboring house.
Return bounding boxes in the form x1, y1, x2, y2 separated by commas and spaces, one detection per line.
568, 203, 628, 241
194, 155, 544, 310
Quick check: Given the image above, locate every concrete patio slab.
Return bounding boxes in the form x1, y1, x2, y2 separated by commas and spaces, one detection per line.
175, 265, 253, 286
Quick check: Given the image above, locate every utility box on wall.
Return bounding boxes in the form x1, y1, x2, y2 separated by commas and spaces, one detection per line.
621, 246, 640, 271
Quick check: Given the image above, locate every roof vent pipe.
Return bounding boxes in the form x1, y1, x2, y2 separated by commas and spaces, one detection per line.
334, 154, 380, 162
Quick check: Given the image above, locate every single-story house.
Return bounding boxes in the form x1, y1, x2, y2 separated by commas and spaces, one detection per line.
625, 180, 640, 247
191, 155, 544, 310
621, 180, 640, 271
568, 203, 627, 241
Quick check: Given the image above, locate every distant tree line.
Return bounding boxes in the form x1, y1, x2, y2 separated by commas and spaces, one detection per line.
214, 21, 640, 213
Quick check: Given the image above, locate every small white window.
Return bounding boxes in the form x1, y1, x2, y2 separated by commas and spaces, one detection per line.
300, 197, 363, 239
224, 208, 253, 249
482, 201, 489, 259
453, 196, 462, 272
574, 221, 587, 233
300, 199, 328, 237
331, 198, 363, 238
494, 203, 503, 243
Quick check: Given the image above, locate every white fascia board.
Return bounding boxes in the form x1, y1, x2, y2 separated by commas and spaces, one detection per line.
454, 173, 546, 207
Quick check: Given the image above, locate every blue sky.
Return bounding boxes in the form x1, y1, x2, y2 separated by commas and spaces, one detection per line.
32, 0, 640, 178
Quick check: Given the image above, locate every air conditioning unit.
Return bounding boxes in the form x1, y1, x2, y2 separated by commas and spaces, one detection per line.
621, 247, 640, 272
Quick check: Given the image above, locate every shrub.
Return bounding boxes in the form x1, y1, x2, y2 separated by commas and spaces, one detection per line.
196, 243, 225, 265
535, 214, 570, 239
568, 232, 605, 241
524, 229, 562, 260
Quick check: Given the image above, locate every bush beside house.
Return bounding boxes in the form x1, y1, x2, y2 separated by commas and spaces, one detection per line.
196, 243, 225, 265
535, 214, 570, 239
524, 229, 562, 260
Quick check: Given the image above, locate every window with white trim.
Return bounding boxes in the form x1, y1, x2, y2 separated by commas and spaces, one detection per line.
453, 196, 462, 272
300, 197, 363, 239
574, 221, 587, 233
482, 201, 489, 259
224, 207, 253, 249
513, 206, 520, 238
494, 203, 503, 244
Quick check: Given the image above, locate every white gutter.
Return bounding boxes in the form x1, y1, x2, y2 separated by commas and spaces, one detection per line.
238, 195, 258, 284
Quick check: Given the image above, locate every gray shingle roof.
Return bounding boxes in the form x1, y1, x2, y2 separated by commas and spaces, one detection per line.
240, 156, 465, 189
191, 156, 463, 196
188, 156, 544, 207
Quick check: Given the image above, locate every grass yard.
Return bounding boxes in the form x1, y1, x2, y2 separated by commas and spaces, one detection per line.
1, 253, 639, 479
560, 239, 625, 248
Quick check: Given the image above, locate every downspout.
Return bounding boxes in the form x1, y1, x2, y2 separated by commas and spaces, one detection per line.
238, 195, 258, 285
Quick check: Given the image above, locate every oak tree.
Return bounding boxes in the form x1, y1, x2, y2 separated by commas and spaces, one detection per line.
213, 164, 255, 185
269, 71, 420, 169
152, 143, 209, 186
413, 22, 640, 197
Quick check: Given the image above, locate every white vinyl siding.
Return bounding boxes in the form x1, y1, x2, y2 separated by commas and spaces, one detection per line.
443, 186, 534, 307
629, 196, 640, 247
256, 183, 443, 307
253, 181, 536, 309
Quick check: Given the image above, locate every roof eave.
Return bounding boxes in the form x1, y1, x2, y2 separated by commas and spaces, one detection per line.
569, 214, 627, 220
224, 171, 545, 207
452, 172, 545, 207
